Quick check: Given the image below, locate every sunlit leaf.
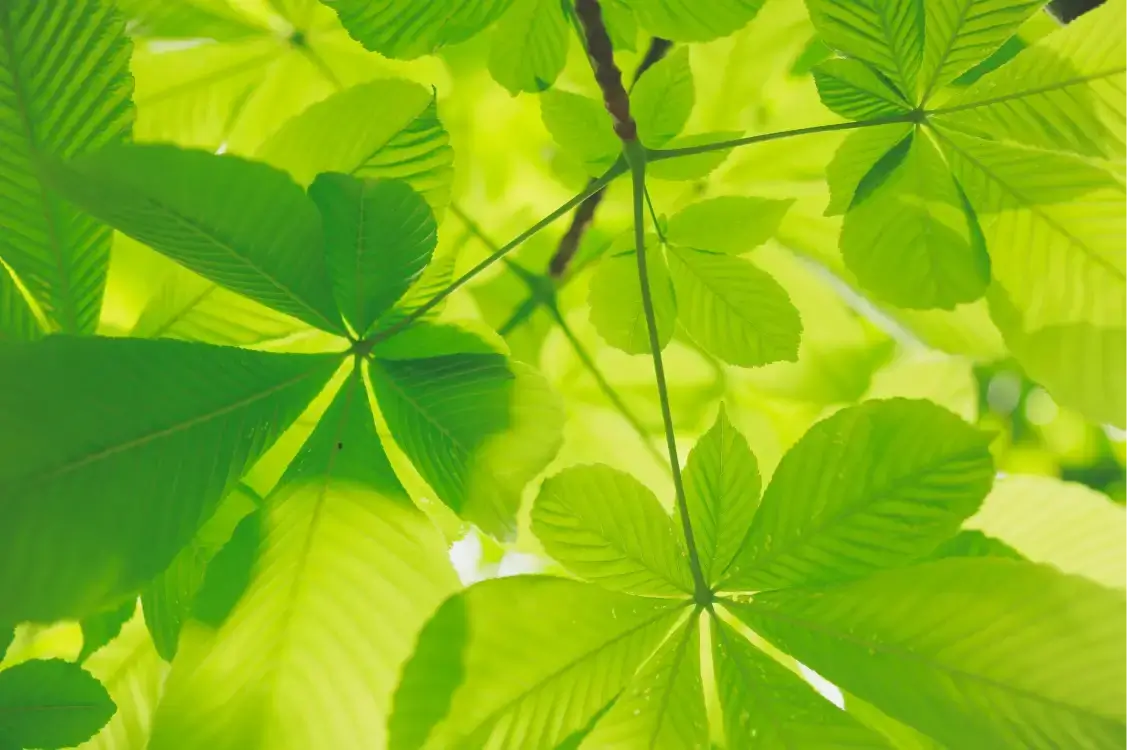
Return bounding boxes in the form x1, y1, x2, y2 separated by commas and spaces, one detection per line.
589, 244, 676, 355
324, 0, 515, 59
630, 48, 694, 148
629, 0, 766, 42
665, 196, 793, 255
813, 57, 913, 120
488, 0, 569, 94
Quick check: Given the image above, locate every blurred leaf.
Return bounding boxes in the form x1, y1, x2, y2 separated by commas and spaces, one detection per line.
629, 0, 766, 42
488, 0, 569, 94
78, 601, 135, 664
589, 244, 676, 355
0, 659, 115, 749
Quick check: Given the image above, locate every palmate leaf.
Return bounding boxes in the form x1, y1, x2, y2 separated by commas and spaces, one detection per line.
148, 374, 458, 750
540, 90, 623, 176
630, 48, 694, 148
531, 465, 694, 597
824, 123, 914, 215
589, 243, 677, 355
628, 0, 766, 42
0, 0, 133, 334
723, 398, 994, 592
487, 0, 569, 95
0, 659, 115, 750
664, 196, 794, 255
813, 57, 913, 120
711, 619, 885, 747
113, 0, 268, 41
323, 0, 515, 59
309, 174, 438, 337
388, 577, 686, 750
730, 559, 1127, 748
0, 336, 339, 622
45, 144, 345, 334
0, 262, 42, 341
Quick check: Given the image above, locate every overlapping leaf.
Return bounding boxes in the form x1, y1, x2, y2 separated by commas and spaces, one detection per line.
488, 0, 569, 95
323, 0, 515, 59
0, 659, 116, 749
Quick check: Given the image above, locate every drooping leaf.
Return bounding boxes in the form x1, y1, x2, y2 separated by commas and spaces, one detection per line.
730, 558, 1127, 748
824, 123, 913, 216
723, 398, 994, 592
630, 48, 694, 148
711, 618, 886, 747
580, 618, 708, 749
665, 196, 793, 255
0, 0, 133, 333
324, 0, 516, 59
389, 576, 686, 750
78, 601, 135, 664
804, 0, 924, 99
257, 79, 455, 211
683, 407, 760, 585
667, 246, 802, 367
589, 244, 676, 355
813, 57, 913, 120
488, 0, 569, 94
45, 144, 345, 334
309, 174, 437, 336
628, 0, 766, 42
532, 464, 694, 597
148, 373, 456, 750
966, 474, 1126, 589
0, 336, 339, 622
917, 0, 1047, 100
0, 659, 116, 749
540, 90, 621, 176
841, 128, 991, 309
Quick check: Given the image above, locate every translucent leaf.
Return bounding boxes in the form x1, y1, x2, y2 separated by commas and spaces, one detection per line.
667, 247, 802, 367
0, 263, 42, 341
804, 0, 924, 99
589, 245, 676, 355
918, 0, 1046, 99
309, 174, 437, 336
628, 0, 766, 42
580, 618, 708, 749
646, 131, 740, 181
711, 618, 884, 747
0, 0, 133, 333
531, 464, 694, 596
824, 123, 913, 216
325, 0, 515, 59
114, 0, 268, 40
0, 336, 339, 621
148, 374, 458, 750
257, 79, 455, 211
841, 129, 991, 309
630, 48, 693, 148
723, 399, 994, 591
730, 559, 1127, 748
389, 576, 686, 750
683, 407, 760, 585
666, 196, 793, 255
488, 0, 569, 94
967, 474, 1126, 589
0, 659, 115, 749
45, 144, 345, 334
540, 90, 621, 176
813, 57, 912, 120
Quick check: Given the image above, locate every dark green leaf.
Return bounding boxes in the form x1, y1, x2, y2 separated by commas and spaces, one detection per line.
78, 600, 136, 663
0, 659, 115, 749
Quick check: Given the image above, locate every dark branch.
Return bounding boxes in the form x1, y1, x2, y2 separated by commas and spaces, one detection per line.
574, 0, 636, 141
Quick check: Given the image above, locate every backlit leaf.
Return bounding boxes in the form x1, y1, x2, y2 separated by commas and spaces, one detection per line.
325, 0, 515, 59
813, 57, 912, 120
666, 196, 793, 255
488, 0, 569, 94
0, 659, 115, 749
630, 48, 693, 148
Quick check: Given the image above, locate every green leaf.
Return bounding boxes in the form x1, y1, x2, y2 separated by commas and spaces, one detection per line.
45, 144, 345, 334
257, 79, 455, 211
581, 618, 708, 749
0, 627, 11, 663
841, 129, 991, 309
646, 131, 740, 181
918, 0, 1046, 99
711, 618, 885, 747
371, 240, 463, 333
190, 510, 261, 627
142, 484, 260, 662
309, 174, 437, 337
113, 0, 268, 41
148, 374, 458, 750
813, 57, 913, 120
928, 529, 1023, 561
0, 263, 42, 341
325, 0, 515, 59
531, 464, 694, 597
540, 90, 620, 176
0, 659, 115, 749
628, 0, 766, 42
78, 601, 135, 664
805, 0, 924, 99
630, 48, 693, 148
368, 353, 563, 538
0, 0, 133, 333
824, 123, 913, 216
389, 576, 686, 750
667, 247, 802, 367
683, 407, 760, 585
723, 399, 994, 591
0, 336, 339, 622
488, 0, 569, 94
730, 558, 1127, 748
932, 0, 1126, 159
966, 474, 1126, 589
666, 196, 793, 255
589, 244, 676, 355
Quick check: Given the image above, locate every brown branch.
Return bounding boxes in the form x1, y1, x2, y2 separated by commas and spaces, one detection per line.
574, 0, 636, 141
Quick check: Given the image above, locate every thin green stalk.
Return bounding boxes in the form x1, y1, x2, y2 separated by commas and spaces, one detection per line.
626, 144, 710, 604
369, 160, 627, 345
647, 111, 920, 161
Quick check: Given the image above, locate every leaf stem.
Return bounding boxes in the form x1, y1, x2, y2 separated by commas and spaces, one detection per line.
627, 144, 710, 604
647, 111, 921, 161
368, 160, 627, 345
